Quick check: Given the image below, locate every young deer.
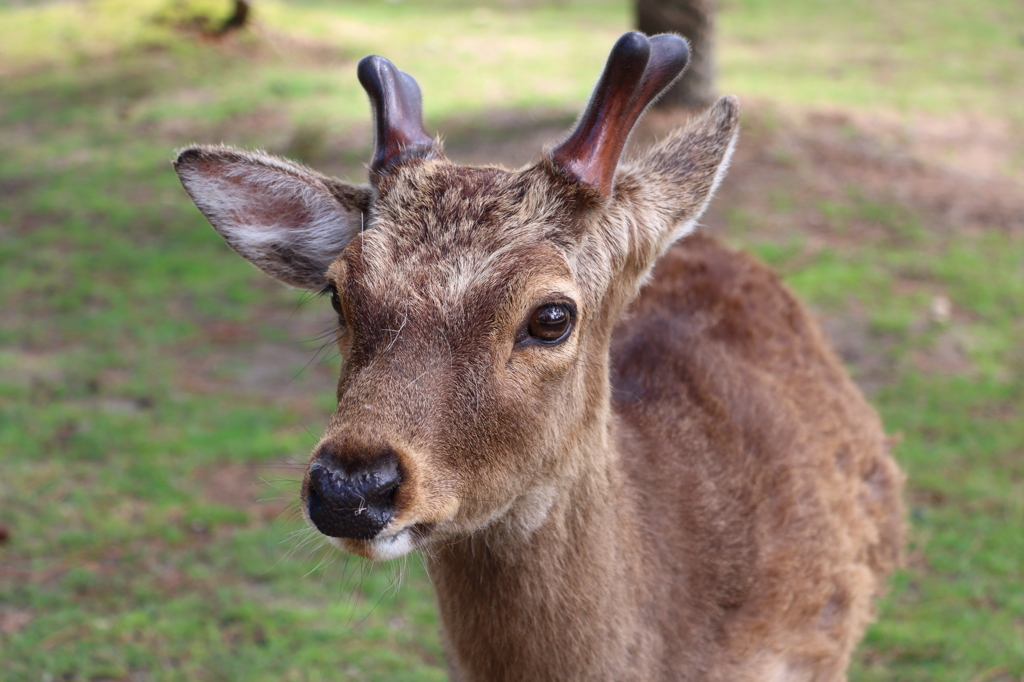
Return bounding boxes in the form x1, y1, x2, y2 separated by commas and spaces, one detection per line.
175, 32, 904, 682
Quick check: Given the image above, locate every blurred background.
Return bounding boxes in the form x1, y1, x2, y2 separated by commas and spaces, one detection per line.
1, 0, 1022, 680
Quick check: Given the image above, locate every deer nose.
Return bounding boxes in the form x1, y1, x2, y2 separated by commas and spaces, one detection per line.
305, 453, 402, 540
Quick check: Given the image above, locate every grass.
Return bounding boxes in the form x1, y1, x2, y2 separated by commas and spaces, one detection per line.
719, 0, 1024, 121
1, 0, 1022, 680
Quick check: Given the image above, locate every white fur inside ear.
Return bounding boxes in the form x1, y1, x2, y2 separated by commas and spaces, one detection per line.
202, 164, 357, 257
670, 124, 738, 244
175, 147, 369, 288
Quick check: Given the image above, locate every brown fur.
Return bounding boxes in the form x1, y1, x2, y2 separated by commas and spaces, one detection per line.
174, 46, 904, 682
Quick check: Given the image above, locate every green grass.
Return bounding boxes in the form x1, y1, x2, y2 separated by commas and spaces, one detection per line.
1, 0, 1023, 680
719, 0, 1024, 121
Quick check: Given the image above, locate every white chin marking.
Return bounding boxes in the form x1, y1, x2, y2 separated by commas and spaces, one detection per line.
328, 527, 417, 562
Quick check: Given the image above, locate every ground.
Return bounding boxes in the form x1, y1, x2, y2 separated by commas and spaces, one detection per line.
0, 0, 1022, 680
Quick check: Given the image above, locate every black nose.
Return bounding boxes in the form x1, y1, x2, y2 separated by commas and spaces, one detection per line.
306, 453, 402, 540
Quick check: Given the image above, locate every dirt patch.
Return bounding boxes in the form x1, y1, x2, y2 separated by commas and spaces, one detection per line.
910, 327, 975, 376
172, 289, 340, 418
688, 101, 1024, 239
199, 460, 302, 523
846, 108, 1024, 184
0, 608, 34, 635
816, 310, 898, 395
441, 107, 578, 168
0, 176, 34, 199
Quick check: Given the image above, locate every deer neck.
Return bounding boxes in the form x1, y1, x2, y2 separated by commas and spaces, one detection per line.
424, 362, 649, 681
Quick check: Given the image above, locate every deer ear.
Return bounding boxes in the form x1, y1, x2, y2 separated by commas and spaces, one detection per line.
174, 146, 373, 289
625, 95, 739, 259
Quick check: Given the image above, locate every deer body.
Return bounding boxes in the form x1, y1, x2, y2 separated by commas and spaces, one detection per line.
428, 233, 903, 682
174, 33, 904, 681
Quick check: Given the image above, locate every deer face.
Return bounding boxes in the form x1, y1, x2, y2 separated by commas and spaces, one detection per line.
174, 33, 738, 560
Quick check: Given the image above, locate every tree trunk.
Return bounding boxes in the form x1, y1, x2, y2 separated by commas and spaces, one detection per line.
217, 0, 250, 35
636, 0, 716, 108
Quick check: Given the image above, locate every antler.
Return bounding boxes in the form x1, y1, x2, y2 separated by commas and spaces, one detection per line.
550, 32, 690, 196
357, 56, 443, 177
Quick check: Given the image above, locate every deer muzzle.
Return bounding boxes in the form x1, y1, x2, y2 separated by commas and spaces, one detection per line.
304, 448, 402, 540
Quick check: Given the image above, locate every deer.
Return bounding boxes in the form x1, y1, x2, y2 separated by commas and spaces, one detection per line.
174, 32, 905, 682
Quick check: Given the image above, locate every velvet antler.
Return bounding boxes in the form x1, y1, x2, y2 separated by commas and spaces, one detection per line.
550, 32, 690, 196
357, 56, 442, 177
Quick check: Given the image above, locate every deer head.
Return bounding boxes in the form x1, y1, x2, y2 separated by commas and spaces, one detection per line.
174, 32, 738, 561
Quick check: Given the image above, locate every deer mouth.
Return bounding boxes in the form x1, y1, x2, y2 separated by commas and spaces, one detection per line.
330, 522, 434, 562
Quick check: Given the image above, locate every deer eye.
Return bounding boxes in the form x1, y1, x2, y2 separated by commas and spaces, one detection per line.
323, 284, 347, 329
527, 304, 573, 344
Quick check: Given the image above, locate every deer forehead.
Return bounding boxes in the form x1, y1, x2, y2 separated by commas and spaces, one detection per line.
331, 236, 578, 344
329, 161, 584, 314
